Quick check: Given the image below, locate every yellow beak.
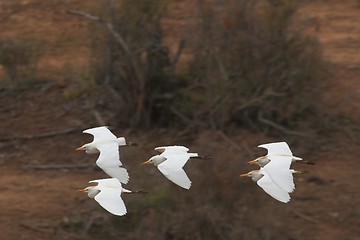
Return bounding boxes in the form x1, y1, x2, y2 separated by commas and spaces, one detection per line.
247, 159, 257, 164
75, 147, 84, 151
77, 189, 85, 192
141, 159, 151, 165
240, 173, 250, 177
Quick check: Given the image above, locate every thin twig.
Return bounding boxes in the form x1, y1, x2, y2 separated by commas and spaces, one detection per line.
258, 113, 308, 137
0, 127, 82, 142
67, 9, 145, 126
92, 110, 107, 126
20, 222, 55, 233
216, 131, 254, 158
292, 210, 318, 223
171, 38, 186, 73
216, 130, 242, 151
169, 106, 207, 128
22, 163, 95, 170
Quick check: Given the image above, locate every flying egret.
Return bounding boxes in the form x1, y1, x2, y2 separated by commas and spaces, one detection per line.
247, 142, 304, 167
76, 126, 132, 184
78, 178, 145, 216
142, 145, 202, 189
240, 169, 291, 203
247, 142, 309, 192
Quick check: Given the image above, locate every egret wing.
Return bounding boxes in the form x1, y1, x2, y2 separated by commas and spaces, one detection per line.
94, 188, 127, 216
96, 142, 122, 167
263, 155, 294, 192
257, 170, 290, 203
157, 163, 191, 189
155, 145, 189, 153
95, 143, 129, 184
90, 178, 121, 188
83, 126, 117, 142
161, 151, 191, 169
258, 142, 292, 156
101, 166, 129, 184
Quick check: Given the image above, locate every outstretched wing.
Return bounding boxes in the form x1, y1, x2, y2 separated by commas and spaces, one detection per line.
257, 170, 290, 203
263, 155, 294, 193
95, 143, 129, 184
162, 150, 191, 169
96, 142, 122, 167
90, 178, 122, 188
83, 126, 117, 142
258, 142, 293, 156
94, 189, 126, 216
90, 178, 127, 216
155, 145, 189, 154
157, 164, 191, 189
101, 166, 129, 184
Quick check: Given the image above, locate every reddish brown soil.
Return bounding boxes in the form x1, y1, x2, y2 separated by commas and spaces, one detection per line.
0, 0, 359, 239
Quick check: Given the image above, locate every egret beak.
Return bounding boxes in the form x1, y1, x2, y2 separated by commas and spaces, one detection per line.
141, 159, 151, 165
240, 173, 250, 177
247, 159, 257, 164
75, 146, 84, 151
77, 189, 86, 192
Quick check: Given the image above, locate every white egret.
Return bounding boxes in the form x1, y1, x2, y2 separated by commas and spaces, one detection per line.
240, 169, 291, 203
247, 142, 308, 192
247, 142, 303, 167
78, 178, 145, 216
261, 155, 295, 193
142, 145, 201, 189
76, 126, 131, 184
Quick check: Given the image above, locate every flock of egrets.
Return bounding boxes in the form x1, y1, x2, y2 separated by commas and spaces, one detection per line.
76, 126, 313, 216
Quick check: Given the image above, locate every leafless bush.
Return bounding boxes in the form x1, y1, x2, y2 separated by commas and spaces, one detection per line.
0, 37, 42, 88
74, 0, 180, 127
180, 0, 327, 136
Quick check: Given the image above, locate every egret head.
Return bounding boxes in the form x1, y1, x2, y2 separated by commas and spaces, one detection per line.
247, 156, 269, 167
76, 144, 87, 151
78, 186, 99, 198
77, 186, 93, 193
240, 170, 262, 181
75, 143, 94, 153
142, 155, 166, 166
240, 171, 253, 178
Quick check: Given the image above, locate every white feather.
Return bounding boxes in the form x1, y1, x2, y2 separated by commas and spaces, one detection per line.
149, 145, 198, 189
263, 155, 295, 193
89, 178, 127, 216
158, 164, 192, 189
258, 142, 293, 156
257, 169, 291, 203
83, 126, 117, 142
82, 127, 129, 184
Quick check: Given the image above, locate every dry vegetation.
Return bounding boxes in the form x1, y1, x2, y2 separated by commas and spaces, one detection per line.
0, 0, 359, 240
67, 0, 333, 137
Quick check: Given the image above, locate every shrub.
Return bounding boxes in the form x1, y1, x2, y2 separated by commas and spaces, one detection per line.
0, 37, 43, 88
181, 0, 326, 135
87, 0, 177, 127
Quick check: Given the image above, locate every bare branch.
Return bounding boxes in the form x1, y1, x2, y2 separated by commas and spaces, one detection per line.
0, 127, 82, 142
92, 110, 107, 126
169, 106, 207, 128
170, 38, 186, 72
291, 210, 318, 223
67, 10, 102, 21
22, 163, 95, 170
67, 9, 145, 126
216, 130, 254, 158
258, 113, 308, 137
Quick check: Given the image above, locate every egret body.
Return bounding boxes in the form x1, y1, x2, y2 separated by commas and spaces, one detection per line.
76, 126, 130, 184
142, 145, 200, 189
240, 169, 291, 203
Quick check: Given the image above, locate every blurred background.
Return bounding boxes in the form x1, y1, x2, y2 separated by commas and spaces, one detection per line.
0, 0, 359, 239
